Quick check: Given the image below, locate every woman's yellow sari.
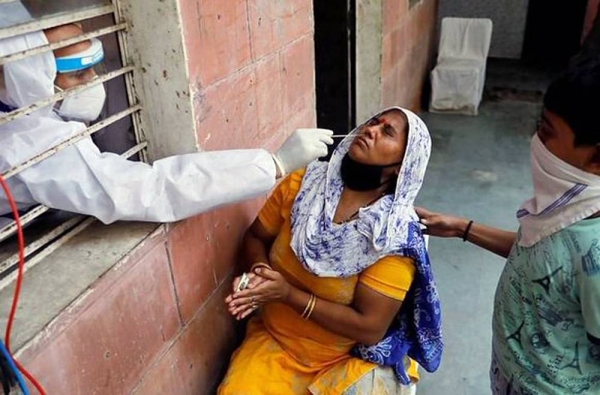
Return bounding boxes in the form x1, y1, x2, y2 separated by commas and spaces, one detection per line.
218, 171, 418, 394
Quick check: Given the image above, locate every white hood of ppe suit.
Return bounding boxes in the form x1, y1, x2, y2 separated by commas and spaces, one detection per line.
0, 2, 33, 30
1, 31, 54, 109
0, 27, 89, 213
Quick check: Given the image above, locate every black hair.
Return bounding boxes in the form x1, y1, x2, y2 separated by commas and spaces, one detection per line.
544, 58, 600, 146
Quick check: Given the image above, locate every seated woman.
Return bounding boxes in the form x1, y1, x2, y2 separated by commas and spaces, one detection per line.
218, 107, 443, 394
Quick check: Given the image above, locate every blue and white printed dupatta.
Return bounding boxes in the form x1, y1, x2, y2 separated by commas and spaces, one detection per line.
290, 107, 443, 384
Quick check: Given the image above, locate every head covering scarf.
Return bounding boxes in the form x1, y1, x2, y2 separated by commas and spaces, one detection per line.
290, 107, 443, 384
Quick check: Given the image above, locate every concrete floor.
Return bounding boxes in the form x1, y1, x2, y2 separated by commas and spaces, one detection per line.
415, 60, 553, 395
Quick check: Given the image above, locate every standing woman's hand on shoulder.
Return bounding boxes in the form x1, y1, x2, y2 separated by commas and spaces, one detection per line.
416, 207, 517, 258
416, 206, 470, 238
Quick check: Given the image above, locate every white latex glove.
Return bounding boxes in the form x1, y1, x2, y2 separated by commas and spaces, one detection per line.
271, 128, 334, 177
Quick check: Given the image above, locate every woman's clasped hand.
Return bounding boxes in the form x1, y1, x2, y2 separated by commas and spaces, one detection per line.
226, 267, 291, 320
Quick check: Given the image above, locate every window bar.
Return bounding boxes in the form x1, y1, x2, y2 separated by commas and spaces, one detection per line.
0, 6, 151, 289
0, 206, 48, 243
0, 5, 114, 40
0, 138, 147, 284
112, 1, 148, 162
1, 104, 142, 181
0, 140, 148, 284
0, 66, 135, 126
0, 140, 147, 243
120, 141, 148, 159
0, 23, 127, 66
0, 215, 87, 276
0, 217, 96, 291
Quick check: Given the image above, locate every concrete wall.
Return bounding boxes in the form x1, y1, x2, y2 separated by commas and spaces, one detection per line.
182, 0, 316, 153
17, 1, 316, 394
357, 0, 439, 121
16, 0, 439, 393
356, 0, 383, 122
438, 0, 529, 59
380, 0, 439, 111
136, 0, 317, 392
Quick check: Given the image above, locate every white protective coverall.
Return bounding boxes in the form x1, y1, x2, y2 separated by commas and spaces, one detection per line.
0, 30, 317, 224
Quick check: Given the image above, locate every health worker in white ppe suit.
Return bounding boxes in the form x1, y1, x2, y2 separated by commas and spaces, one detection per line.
0, 24, 333, 224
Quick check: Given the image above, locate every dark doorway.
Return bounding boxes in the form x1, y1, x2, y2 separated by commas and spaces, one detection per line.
522, 0, 588, 68
313, 0, 356, 149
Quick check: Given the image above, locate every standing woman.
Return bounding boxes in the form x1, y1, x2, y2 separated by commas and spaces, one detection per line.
219, 107, 443, 394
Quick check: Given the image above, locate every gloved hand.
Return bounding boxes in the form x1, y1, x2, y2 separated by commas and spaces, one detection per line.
272, 128, 334, 177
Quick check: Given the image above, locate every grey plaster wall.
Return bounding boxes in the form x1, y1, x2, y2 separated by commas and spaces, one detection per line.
356, 0, 383, 123
438, 0, 530, 59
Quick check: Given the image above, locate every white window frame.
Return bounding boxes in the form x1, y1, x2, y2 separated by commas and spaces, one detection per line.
0, 0, 206, 357
0, 2, 148, 288
0, 0, 200, 291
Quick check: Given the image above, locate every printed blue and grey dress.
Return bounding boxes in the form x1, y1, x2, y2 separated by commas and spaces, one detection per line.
492, 217, 600, 394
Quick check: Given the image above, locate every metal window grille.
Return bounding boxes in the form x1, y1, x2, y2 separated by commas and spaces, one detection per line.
0, 1, 147, 289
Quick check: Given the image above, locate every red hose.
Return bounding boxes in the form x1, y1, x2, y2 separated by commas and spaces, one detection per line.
0, 174, 46, 394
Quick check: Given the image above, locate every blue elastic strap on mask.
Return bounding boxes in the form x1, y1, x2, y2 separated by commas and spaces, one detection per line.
55, 37, 104, 73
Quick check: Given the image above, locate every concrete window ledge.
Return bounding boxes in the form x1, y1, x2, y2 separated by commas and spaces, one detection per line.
0, 210, 245, 393
0, 221, 162, 357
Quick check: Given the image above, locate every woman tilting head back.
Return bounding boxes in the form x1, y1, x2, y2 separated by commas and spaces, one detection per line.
292, 107, 433, 276
219, 107, 442, 395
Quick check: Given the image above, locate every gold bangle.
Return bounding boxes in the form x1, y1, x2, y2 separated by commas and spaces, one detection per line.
303, 294, 317, 320
305, 295, 317, 320
301, 294, 315, 319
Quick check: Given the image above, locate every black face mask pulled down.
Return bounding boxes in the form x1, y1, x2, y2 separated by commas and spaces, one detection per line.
340, 153, 402, 191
